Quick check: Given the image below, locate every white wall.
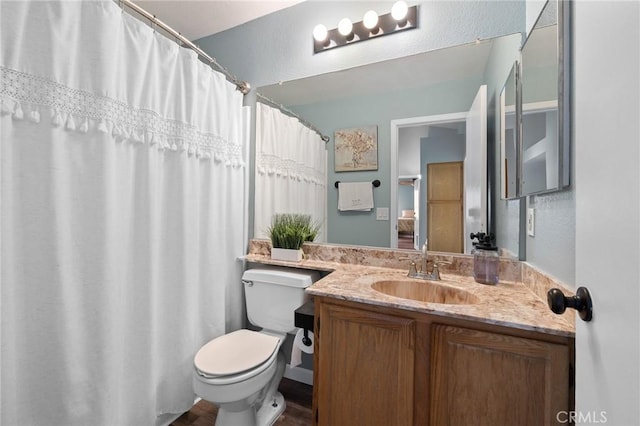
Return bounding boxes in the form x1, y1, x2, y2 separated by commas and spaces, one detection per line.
526, 0, 547, 35
399, 125, 428, 177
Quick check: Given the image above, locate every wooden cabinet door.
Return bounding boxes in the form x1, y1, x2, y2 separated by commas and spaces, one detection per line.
315, 302, 415, 426
430, 324, 570, 426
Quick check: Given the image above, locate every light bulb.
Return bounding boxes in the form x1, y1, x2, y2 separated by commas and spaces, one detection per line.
363, 10, 379, 30
391, 1, 409, 21
338, 18, 353, 36
313, 24, 328, 42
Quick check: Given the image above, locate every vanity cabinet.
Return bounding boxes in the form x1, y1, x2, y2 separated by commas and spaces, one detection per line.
430, 324, 570, 426
313, 301, 416, 426
313, 297, 574, 426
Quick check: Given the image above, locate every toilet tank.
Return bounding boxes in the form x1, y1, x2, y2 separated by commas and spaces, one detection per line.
242, 267, 319, 333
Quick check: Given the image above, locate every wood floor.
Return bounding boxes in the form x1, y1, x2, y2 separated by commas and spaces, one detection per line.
398, 234, 415, 250
170, 378, 313, 426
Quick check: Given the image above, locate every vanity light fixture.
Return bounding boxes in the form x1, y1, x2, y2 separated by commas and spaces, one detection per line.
391, 1, 409, 23
313, 1, 418, 54
363, 10, 379, 32
313, 24, 329, 46
338, 18, 354, 39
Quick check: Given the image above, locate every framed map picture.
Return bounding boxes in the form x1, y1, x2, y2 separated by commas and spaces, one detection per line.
334, 125, 378, 172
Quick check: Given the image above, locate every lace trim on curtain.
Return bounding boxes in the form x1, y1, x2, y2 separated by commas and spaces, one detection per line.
0, 66, 244, 166
257, 153, 326, 186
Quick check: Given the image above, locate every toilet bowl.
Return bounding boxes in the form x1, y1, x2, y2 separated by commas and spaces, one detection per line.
193, 329, 287, 426
193, 267, 319, 426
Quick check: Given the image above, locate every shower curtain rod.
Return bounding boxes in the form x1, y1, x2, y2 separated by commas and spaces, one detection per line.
256, 93, 330, 143
119, 0, 251, 95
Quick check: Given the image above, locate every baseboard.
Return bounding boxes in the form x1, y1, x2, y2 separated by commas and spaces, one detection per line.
284, 364, 313, 386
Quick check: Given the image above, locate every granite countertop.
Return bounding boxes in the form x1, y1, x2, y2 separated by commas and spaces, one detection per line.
244, 240, 575, 337
244, 251, 575, 338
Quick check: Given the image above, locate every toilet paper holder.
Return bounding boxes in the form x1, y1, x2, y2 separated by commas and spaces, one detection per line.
295, 300, 315, 347
301, 330, 312, 346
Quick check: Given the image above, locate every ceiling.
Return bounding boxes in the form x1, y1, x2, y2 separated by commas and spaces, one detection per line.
133, 0, 304, 41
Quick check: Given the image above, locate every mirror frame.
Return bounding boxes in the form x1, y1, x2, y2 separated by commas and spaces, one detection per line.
500, 61, 519, 200
517, 0, 571, 197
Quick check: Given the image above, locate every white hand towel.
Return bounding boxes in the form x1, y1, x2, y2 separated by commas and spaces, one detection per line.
338, 182, 374, 211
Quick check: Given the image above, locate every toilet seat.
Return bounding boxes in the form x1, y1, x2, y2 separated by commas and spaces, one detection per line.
194, 330, 281, 385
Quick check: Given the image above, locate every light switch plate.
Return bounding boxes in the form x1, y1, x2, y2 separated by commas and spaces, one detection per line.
527, 208, 535, 237
376, 207, 389, 221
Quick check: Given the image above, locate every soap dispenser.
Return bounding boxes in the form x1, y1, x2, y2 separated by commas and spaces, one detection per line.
470, 232, 499, 285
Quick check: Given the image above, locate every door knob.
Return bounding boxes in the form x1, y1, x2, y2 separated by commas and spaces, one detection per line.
547, 287, 593, 322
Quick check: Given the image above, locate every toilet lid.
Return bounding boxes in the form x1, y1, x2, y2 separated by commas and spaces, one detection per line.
194, 330, 280, 377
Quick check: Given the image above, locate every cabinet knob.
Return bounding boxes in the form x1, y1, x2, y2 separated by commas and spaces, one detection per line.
547, 287, 593, 322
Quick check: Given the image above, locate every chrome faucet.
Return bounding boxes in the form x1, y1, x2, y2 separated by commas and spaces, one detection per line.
406, 241, 449, 281
420, 242, 429, 274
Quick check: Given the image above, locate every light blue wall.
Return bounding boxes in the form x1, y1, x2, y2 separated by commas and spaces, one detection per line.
197, 1, 526, 249
520, 0, 575, 285
197, 0, 575, 284
398, 185, 414, 215
526, 189, 575, 285
292, 78, 482, 247
196, 1, 525, 88
482, 4, 575, 284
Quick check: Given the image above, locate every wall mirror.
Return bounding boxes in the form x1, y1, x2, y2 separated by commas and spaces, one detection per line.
500, 62, 518, 200
258, 33, 521, 255
519, 0, 570, 196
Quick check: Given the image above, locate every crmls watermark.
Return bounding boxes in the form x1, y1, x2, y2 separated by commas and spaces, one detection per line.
556, 411, 608, 424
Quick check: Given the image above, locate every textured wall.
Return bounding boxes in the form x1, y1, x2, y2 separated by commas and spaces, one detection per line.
196, 1, 525, 88
197, 1, 578, 284
526, 190, 575, 284
196, 1, 525, 249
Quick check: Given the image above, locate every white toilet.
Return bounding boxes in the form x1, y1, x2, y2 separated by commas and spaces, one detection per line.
193, 267, 319, 426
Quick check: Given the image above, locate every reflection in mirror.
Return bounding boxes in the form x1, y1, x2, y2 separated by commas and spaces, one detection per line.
519, 0, 570, 195
396, 119, 468, 254
397, 177, 419, 250
258, 34, 521, 254
500, 63, 518, 200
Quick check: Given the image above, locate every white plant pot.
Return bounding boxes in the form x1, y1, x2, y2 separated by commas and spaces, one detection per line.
271, 247, 303, 262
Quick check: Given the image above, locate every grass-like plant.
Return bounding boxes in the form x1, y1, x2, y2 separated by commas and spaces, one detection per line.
268, 213, 320, 250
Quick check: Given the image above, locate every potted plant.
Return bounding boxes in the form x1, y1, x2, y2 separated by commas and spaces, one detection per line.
268, 213, 320, 262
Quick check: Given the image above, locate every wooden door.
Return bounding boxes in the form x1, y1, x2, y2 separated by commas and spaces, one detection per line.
427, 162, 463, 253
430, 324, 570, 426
314, 301, 415, 426
574, 2, 640, 424
464, 84, 487, 254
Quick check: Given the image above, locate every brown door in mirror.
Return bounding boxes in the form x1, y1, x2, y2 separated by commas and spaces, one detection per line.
427, 162, 463, 253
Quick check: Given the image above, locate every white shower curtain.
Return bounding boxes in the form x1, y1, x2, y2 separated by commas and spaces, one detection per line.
0, 2, 248, 425
254, 102, 327, 241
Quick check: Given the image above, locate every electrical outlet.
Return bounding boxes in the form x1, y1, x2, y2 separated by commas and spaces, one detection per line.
527, 208, 535, 237
376, 207, 389, 221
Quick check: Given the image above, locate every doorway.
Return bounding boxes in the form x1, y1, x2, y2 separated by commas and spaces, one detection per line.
397, 177, 419, 250
392, 115, 467, 251
390, 85, 487, 252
